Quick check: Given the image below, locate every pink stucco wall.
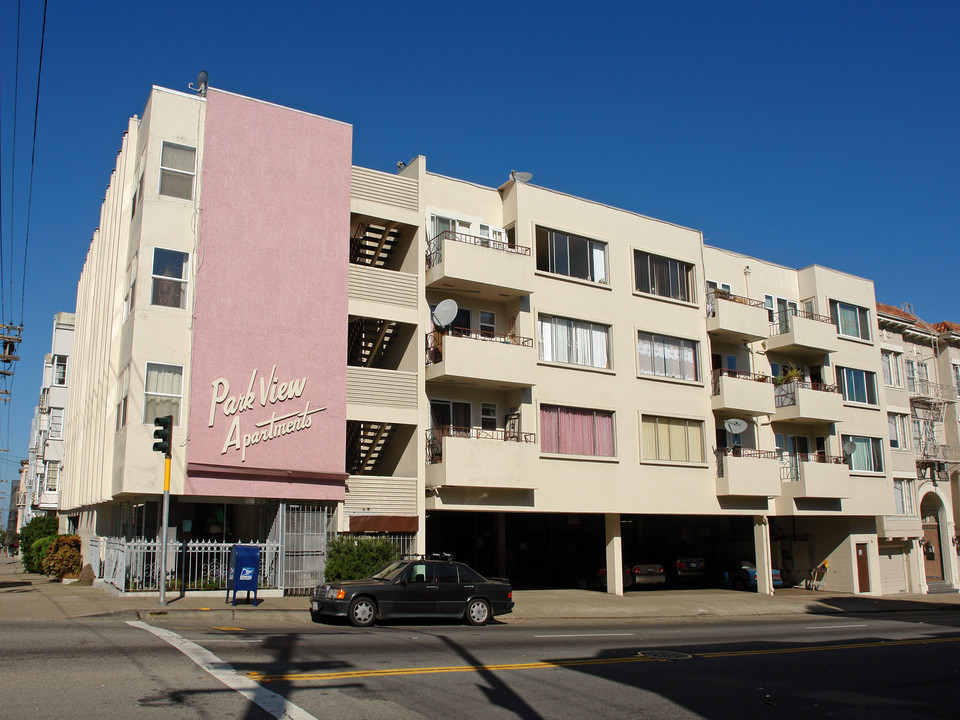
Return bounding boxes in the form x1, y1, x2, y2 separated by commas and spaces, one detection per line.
186, 89, 351, 500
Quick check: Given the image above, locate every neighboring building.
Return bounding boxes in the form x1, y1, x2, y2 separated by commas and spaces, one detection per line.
17, 313, 74, 530
57, 82, 958, 596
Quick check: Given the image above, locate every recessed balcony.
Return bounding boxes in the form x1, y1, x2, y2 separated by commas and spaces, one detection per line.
425, 329, 536, 389
711, 369, 775, 416
706, 290, 770, 343
773, 381, 843, 425
426, 230, 533, 301
425, 427, 538, 490
715, 447, 782, 497
780, 454, 848, 498
765, 311, 839, 357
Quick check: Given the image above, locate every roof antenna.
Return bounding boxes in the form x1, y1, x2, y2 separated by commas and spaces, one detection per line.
189, 70, 209, 97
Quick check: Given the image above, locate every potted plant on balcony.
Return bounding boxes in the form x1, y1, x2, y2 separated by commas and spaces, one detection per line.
773, 365, 804, 386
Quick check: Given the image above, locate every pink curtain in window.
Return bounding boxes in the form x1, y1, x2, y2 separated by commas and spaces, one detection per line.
594, 411, 615, 456
540, 405, 559, 453
542, 405, 615, 456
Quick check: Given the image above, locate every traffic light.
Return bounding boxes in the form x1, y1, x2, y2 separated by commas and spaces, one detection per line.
153, 415, 173, 455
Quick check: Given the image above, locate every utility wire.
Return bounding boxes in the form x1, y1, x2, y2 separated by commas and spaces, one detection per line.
6, 0, 25, 325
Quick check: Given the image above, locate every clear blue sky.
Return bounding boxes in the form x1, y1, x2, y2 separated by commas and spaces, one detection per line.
2, 2, 959, 517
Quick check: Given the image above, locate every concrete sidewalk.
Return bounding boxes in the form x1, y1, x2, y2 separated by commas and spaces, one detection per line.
2, 558, 959, 623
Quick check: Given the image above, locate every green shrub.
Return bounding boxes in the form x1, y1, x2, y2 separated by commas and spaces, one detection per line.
77, 563, 96, 586
20, 516, 59, 573
29, 536, 57, 575
42, 535, 83, 580
325, 536, 401, 582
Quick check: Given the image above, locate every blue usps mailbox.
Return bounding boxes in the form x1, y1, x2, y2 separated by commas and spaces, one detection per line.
227, 544, 260, 606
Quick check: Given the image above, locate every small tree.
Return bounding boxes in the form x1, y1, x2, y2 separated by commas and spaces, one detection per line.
325, 536, 401, 582
30, 536, 57, 575
42, 535, 83, 580
20, 516, 59, 573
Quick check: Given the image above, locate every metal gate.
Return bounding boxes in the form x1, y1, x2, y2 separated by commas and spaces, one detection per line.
269, 503, 336, 595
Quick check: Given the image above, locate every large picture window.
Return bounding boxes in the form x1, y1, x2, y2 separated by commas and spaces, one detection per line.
537, 315, 611, 369
144, 363, 183, 426
829, 300, 871, 341
637, 332, 699, 381
634, 250, 695, 302
842, 434, 883, 473
641, 415, 704, 463
837, 367, 878, 405
535, 227, 607, 283
151, 248, 189, 309
540, 405, 615, 457
159, 142, 196, 200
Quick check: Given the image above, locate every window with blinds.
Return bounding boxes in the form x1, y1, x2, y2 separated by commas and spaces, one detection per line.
641, 415, 704, 463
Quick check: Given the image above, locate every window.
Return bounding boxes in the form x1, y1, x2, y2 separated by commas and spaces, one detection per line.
842, 434, 884, 473
430, 400, 471, 432
151, 248, 189, 309
479, 311, 496, 337
481, 403, 497, 430
893, 479, 914, 515
124, 252, 137, 320
905, 360, 929, 394
48, 408, 64, 440
131, 170, 144, 219
53, 355, 67, 385
116, 365, 130, 432
637, 332, 699, 381
881, 351, 902, 387
44, 461, 60, 493
143, 363, 183, 426
634, 250, 694, 302
764, 295, 799, 325
888, 413, 908, 450
642, 415, 704, 463
837, 367, 878, 405
953, 364, 960, 392
159, 142, 196, 200
537, 314, 611, 369
829, 300, 871, 341
478, 223, 506, 247
911, 414, 936, 453
536, 227, 608, 283
540, 404, 615, 457
707, 280, 731, 294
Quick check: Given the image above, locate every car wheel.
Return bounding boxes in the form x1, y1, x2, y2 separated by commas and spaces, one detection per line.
465, 598, 491, 626
348, 597, 377, 627
310, 608, 321, 623
732, 577, 746, 592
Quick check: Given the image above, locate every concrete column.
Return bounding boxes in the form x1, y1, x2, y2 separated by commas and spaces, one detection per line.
604, 513, 623, 596
753, 515, 774, 595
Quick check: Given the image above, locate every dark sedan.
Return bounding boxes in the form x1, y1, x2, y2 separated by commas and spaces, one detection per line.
311, 556, 514, 626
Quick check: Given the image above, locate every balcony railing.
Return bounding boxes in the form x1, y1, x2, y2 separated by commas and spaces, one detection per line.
425, 425, 537, 464
425, 328, 534, 365
715, 446, 779, 477
907, 379, 958, 402
710, 367, 772, 395
774, 380, 839, 408
706, 289, 766, 317
769, 309, 834, 336
425, 230, 531, 270
779, 453, 845, 481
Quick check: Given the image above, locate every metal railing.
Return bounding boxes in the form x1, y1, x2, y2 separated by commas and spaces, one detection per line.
425, 328, 533, 365
710, 368, 772, 395
88, 537, 281, 593
779, 453, 845, 481
715, 446, 779, 477
774, 380, 840, 407
907, 379, 958, 402
706, 289, 767, 318
425, 230, 531, 269
769, 309, 834, 335
426, 425, 537, 464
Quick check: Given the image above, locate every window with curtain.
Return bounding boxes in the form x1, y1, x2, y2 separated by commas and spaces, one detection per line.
44, 461, 61, 492
151, 248, 189, 309
144, 362, 183, 425
540, 404, 615, 457
633, 250, 695, 302
641, 415, 704, 463
837, 367, 878, 405
829, 300, 871, 341
842, 434, 883, 472
888, 413, 908, 449
537, 315, 610, 369
535, 226, 607, 283
159, 142, 196, 200
637, 331, 699, 381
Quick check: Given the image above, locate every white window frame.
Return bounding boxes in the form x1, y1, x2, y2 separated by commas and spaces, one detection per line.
537, 314, 611, 370
888, 413, 908, 450
641, 415, 705, 464
48, 408, 64, 440
158, 141, 197, 200
842, 434, 884, 473
837, 366, 879, 405
479, 311, 496, 338
893, 478, 914, 515
637, 331, 700, 382
764, 295, 799, 325
151, 247, 189, 309
634, 250, 694, 302
116, 365, 130, 432
143, 362, 183, 426
53, 355, 67, 386
44, 461, 60, 493
829, 299, 871, 341
881, 350, 902, 388
124, 252, 137, 320
536, 226, 608, 284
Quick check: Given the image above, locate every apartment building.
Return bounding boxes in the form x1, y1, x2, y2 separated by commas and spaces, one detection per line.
57, 82, 957, 596
16, 313, 74, 530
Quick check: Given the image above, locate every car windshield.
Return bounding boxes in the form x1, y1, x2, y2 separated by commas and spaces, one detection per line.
369, 560, 407, 580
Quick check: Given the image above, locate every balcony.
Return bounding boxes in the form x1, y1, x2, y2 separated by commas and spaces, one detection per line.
715, 447, 782, 497
711, 369, 775, 416
766, 311, 839, 357
908, 379, 958, 405
425, 426, 538, 490
706, 290, 769, 343
773, 381, 843, 425
425, 329, 536, 389
876, 514, 923, 540
425, 231, 533, 301
780, 454, 848, 498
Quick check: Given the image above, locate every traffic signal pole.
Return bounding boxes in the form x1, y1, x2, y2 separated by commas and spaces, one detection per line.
153, 415, 173, 606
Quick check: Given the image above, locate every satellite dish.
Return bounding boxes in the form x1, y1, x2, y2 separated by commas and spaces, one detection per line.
432, 299, 459, 329
510, 170, 533, 184
724, 418, 748, 435
842, 440, 857, 457
190, 70, 209, 96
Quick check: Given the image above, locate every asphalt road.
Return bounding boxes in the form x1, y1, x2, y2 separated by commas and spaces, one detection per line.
3, 611, 959, 719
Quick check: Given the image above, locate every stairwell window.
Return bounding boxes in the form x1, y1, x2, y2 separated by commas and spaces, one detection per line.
893, 479, 914, 515
540, 405, 615, 457
634, 250, 695, 303
637, 332, 699, 381
535, 227, 608, 283
888, 413, 908, 450
143, 363, 183, 426
537, 314, 611, 369
641, 415, 704, 463
837, 367, 878, 405
881, 350, 902, 387
829, 300, 871, 341
159, 142, 196, 200
842, 434, 884, 473
48, 408, 64, 440
151, 248, 189, 309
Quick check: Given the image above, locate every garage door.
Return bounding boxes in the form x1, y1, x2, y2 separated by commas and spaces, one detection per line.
878, 543, 908, 594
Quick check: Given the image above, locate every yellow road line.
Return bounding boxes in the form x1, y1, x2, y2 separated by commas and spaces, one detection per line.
212, 626, 246, 632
